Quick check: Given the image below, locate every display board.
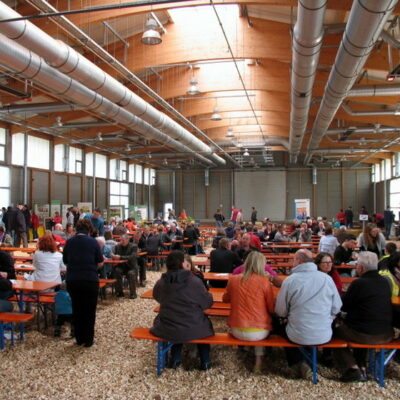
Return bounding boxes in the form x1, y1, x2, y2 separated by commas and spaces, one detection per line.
294, 199, 310, 220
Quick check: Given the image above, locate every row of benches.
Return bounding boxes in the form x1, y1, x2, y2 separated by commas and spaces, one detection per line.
131, 327, 400, 387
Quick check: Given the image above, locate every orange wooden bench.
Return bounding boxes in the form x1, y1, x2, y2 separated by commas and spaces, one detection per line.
130, 327, 347, 382
347, 339, 400, 387
0, 312, 34, 349
153, 306, 229, 317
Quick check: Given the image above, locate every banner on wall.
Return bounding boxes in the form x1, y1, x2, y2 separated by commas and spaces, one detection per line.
50, 200, 61, 219
129, 205, 148, 222
294, 199, 310, 220
34, 203, 50, 225
109, 206, 124, 220
62, 204, 73, 226
77, 202, 92, 216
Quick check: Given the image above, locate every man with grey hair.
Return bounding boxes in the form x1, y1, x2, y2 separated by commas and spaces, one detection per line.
334, 251, 393, 382
53, 223, 66, 240
275, 249, 342, 378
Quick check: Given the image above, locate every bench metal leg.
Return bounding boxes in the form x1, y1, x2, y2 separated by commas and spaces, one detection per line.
156, 342, 174, 376
298, 347, 318, 384
0, 322, 4, 350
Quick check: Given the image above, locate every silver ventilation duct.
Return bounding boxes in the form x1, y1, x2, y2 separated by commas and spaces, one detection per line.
305, 0, 398, 163
326, 126, 400, 135
289, 0, 327, 163
0, 102, 84, 114
0, 1, 226, 166
342, 103, 400, 116
348, 84, 400, 97
0, 34, 214, 166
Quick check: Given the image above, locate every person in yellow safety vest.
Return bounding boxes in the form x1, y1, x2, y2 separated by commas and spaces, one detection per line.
378, 252, 400, 297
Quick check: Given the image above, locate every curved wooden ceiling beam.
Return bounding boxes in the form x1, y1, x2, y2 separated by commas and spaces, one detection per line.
35, 0, 400, 28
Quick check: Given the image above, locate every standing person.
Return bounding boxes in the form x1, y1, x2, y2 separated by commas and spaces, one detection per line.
62, 219, 103, 347
214, 208, 225, 228
151, 251, 214, 370
179, 209, 187, 220
223, 251, 275, 373
84, 208, 104, 237
31, 210, 40, 240
23, 205, 31, 239
275, 249, 342, 378
336, 209, 346, 226
384, 206, 395, 239
251, 207, 257, 225
14, 205, 28, 248
236, 209, 244, 226
345, 206, 354, 229
231, 205, 239, 225
52, 211, 62, 227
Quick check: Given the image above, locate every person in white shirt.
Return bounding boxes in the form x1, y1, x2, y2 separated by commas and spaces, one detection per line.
318, 226, 339, 256
25, 235, 65, 284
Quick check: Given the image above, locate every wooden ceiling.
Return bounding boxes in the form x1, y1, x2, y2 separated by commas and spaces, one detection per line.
0, 0, 399, 169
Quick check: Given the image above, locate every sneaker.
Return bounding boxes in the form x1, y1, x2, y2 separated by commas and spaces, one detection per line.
293, 362, 312, 380
340, 367, 362, 382
167, 360, 182, 369
199, 361, 212, 371
129, 293, 137, 299
116, 292, 124, 298
139, 281, 146, 287
4, 332, 12, 340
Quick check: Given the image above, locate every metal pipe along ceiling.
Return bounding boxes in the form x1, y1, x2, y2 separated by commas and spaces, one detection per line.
342, 103, 400, 116
305, 0, 398, 163
0, 1, 226, 166
289, 0, 327, 162
348, 84, 400, 97
0, 102, 84, 114
0, 34, 214, 166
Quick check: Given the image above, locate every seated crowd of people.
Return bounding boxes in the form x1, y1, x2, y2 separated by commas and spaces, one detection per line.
1, 205, 399, 383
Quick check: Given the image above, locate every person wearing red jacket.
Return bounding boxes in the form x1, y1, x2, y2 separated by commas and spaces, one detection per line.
31, 212, 40, 239
336, 209, 346, 225
53, 211, 62, 226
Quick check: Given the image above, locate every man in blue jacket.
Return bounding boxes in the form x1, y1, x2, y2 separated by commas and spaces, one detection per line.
85, 208, 104, 236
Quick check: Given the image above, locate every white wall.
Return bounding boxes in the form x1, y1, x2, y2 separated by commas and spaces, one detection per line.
234, 170, 286, 221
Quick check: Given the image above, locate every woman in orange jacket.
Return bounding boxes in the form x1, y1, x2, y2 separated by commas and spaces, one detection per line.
222, 251, 275, 372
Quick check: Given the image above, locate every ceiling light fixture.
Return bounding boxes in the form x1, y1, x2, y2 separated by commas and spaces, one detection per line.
187, 77, 200, 95
243, 148, 250, 156
147, 152, 152, 159
226, 127, 234, 137
211, 107, 222, 121
125, 144, 131, 151
97, 132, 103, 141
163, 158, 168, 165
141, 17, 162, 45
55, 116, 63, 127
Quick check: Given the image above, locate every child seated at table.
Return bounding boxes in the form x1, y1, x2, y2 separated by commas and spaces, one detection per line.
54, 283, 73, 338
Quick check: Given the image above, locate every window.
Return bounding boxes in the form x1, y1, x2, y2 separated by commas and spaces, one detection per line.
0, 166, 10, 206
120, 160, 127, 181
144, 168, 150, 185
27, 135, 50, 169
381, 159, 385, 181
150, 169, 156, 186
390, 178, 400, 220
0, 128, 6, 162
11, 133, 25, 166
54, 144, 65, 172
385, 158, 392, 180
109, 181, 129, 218
109, 159, 117, 180
371, 164, 375, 183
394, 153, 400, 178
135, 164, 143, 184
69, 147, 82, 174
375, 163, 381, 182
129, 164, 135, 183
85, 152, 93, 176
95, 154, 107, 178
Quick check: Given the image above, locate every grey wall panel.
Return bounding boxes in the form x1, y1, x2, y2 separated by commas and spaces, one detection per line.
357, 170, 372, 215
343, 171, 356, 214
193, 173, 206, 219
182, 173, 195, 218
286, 171, 300, 220
96, 178, 107, 209
220, 171, 232, 219
53, 173, 68, 203
11, 167, 23, 206
375, 181, 385, 213
31, 170, 49, 205
85, 177, 93, 203
234, 170, 286, 221
316, 170, 328, 218
69, 175, 81, 204
156, 172, 173, 212
326, 171, 341, 220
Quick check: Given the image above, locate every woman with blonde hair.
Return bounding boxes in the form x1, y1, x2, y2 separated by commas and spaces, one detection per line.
223, 251, 275, 372
358, 223, 386, 258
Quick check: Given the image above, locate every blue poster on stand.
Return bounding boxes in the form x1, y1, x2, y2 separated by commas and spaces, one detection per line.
294, 199, 310, 220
